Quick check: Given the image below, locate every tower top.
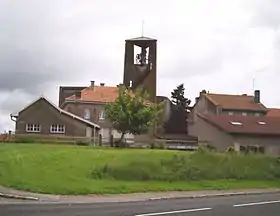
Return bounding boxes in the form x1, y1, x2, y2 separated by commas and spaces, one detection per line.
125, 36, 157, 42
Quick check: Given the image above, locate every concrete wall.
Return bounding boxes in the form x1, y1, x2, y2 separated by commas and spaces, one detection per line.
188, 115, 234, 151
234, 135, 280, 156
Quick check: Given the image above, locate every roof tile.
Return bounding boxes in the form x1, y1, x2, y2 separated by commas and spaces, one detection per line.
198, 114, 280, 135
267, 108, 280, 117
205, 93, 267, 111
66, 86, 119, 103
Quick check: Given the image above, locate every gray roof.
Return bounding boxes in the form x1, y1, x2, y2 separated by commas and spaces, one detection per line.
126, 36, 157, 41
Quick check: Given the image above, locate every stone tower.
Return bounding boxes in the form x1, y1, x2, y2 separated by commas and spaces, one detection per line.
123, 36, 157, 102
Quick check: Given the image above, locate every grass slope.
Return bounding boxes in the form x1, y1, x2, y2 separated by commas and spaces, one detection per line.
0, 143, 279, 195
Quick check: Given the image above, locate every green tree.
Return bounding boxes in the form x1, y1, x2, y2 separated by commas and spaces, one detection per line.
171, 83, 191, 110
105, 86, 163, 147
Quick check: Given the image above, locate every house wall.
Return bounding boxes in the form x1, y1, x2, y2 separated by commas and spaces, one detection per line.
16, 99, 89, 137
189, 96, 217, 124
188, 115, 234, 151
233, 135, 280, 156
63, 102, 134, 141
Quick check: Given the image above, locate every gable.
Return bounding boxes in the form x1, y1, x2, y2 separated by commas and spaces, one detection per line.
15, 97, 100, 128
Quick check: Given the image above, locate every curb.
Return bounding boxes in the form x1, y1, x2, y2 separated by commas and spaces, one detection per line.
147, 190, 280, 201
0, 192, 39, 201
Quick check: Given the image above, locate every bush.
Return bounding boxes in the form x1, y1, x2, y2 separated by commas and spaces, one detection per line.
14, 137, 35, 143
150, 141, 166, 149
91, 151, 280, 181
226, 146, 237, 154
75, 141, 90, 146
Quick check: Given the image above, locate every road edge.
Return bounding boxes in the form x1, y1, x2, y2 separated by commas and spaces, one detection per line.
0, 192, 39, 201
1, 189, 280, 203
148, 190, 280, 201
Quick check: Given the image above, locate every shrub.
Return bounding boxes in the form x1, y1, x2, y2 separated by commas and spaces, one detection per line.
91, 151, 280, 181
75, 141, 90, 146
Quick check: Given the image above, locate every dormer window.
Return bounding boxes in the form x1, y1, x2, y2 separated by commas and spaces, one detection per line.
230, 121, 242, 126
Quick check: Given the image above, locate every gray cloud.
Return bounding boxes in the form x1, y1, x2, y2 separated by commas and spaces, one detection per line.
1, 0, 280, 132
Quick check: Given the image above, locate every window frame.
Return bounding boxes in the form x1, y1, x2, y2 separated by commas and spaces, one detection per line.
99, 110, 105, 121
50, 124, 66, 134
83, 108, 91, 120
25, 123, 41, 133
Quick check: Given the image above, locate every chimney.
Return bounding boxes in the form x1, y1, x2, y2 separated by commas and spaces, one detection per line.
100, 83, 105, 86
90, 81, 95, 87
74, 91, 81, 99
254, 90, 260, 103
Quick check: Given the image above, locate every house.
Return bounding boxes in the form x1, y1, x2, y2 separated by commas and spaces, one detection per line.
188, 90, 280, 156
191, 114, 280, 156
10, 97, 100, 140
59, 81, 134, 141
189, 90, 267, 120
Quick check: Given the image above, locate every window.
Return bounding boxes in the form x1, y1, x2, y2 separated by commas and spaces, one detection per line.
255, 113, 261, 117
26, 124, 40, 132
228, 111, 234, 116
230, 121, 242, 126
83, 108, 90, 119
99, 110, 105, 120
50, 124, 65, 133
241, 112, 247, 116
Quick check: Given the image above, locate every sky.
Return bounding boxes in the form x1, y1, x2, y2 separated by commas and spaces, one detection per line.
0, 0, 280, 132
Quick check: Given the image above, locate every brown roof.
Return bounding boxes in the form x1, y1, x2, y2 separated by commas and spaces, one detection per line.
204, 93, 267, 111
66, 86, 119, 103
198, 113, 280, 136
267, 108, 280, 117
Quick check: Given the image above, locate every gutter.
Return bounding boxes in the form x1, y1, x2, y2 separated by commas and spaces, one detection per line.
10, 114, 18, 122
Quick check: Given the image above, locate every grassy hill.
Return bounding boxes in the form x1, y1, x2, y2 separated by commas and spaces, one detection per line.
0, 143, 279, 195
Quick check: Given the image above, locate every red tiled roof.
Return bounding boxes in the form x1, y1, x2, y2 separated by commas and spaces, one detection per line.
204, 93, 267, 111
66, 86, 119, 103
65, 85, 155, 105
198, 113, 280, 136
267, 108, 280, 117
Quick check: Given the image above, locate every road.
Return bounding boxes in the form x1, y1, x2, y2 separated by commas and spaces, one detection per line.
0, 193, 279, 216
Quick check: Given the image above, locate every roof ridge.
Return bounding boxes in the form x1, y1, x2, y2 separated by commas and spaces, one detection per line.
207, 93, 254, 97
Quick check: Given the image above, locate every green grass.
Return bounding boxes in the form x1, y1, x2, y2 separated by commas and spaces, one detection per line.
0, 143, 279, 195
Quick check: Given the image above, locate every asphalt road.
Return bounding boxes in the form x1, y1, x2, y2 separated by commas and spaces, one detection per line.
0, 193, 280, 216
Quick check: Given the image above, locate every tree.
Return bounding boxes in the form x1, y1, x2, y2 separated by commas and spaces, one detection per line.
105, 86, 163, 147
163, 84, 192, 134
171, 83, 191, 110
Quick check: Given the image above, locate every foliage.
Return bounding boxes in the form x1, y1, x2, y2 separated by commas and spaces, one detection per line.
171, 83, 191, 109
105, 86, 163, 144
0, 144, 280, 195
92, 151, 280, 181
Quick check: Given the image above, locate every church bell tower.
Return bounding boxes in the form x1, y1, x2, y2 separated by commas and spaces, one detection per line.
123, 36, 157, 102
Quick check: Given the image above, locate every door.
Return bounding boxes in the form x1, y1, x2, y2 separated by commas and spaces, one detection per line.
86, 127, 92, 138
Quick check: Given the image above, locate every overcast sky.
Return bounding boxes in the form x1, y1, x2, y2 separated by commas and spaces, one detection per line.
0, 0, 280, 132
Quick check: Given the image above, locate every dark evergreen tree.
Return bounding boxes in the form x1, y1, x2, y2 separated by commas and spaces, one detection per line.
164, 84, 192, 134
171, 84, 191, 111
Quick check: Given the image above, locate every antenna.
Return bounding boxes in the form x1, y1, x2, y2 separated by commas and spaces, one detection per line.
252, 77, 255, 91
141, 20, 144, 37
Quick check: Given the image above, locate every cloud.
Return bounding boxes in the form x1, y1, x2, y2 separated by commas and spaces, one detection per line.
1, 0, 280, 132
